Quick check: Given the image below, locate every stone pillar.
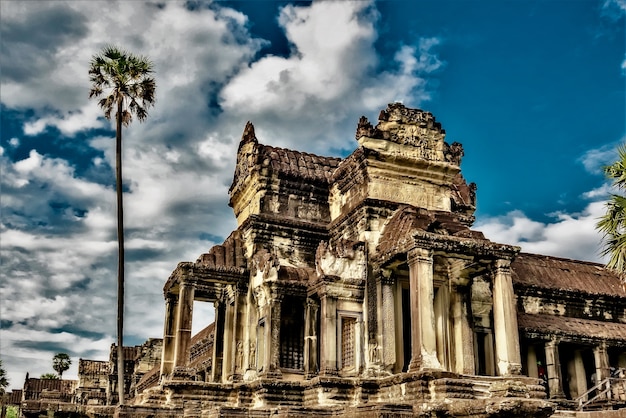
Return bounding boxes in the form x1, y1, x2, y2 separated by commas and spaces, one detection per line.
380, 272, 396, 371
492, 259, 522, 376
594, 343, 610, 399
160, 294, 179, 376
261, 296, 283, 378
222, 300, 234, 381
320, 292, 338, 375
304, 299, 319, 378
211, 301, 225, 382
545, 340, 565, 399
230, 289, 243, 381
527, 345, 538, 378
451, 286, 474, 374
174, 281, 195, 368
407, 248, 441, 371
568, 350, 588, 400
434, 284, 450, 370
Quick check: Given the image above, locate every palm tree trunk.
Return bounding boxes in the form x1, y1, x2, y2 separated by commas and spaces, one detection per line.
116, 97, 125, 406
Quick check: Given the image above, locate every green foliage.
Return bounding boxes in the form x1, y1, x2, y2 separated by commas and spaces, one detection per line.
6, 405, 19, 418
40, 373, 59, 379
597, 145, 626, 278
52, 353, 71, 379
0, 359, 8, 394
89, 45, 156, 125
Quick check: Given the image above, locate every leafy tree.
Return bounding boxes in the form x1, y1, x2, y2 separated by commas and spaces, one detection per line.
52, 353, 71, 379
5, 405, 19, 418
89, 45, 156, 405
597, 144, 626, 282
0, 360, 8, 394
40, 373, 59, 379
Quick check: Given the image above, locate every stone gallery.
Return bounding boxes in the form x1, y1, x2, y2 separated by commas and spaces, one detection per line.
16, 104, 626, 417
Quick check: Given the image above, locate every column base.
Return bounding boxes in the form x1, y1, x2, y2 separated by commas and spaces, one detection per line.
259, 368, 282, 379
408, 356, 422, 373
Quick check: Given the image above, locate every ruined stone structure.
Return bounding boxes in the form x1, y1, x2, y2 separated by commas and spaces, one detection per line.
118, 104, 626, 417
16, 104, 626, 417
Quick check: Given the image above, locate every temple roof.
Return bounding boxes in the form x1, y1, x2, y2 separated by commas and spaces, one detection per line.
23, 378, 77, 400
256, 144, 341, 184
189, 322, 215, 368
511, 253, 626, 297
78, 359, 109, 375
376, 205, 489, 263
230, 121, 341, 199
518, 313, 626, 343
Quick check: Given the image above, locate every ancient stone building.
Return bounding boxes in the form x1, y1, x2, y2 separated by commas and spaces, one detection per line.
76, 359, 109, 405
21, 104, 625, 417
114, 103, 620, 417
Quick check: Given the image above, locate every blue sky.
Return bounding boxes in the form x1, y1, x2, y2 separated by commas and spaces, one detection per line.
0, 0, 624, 389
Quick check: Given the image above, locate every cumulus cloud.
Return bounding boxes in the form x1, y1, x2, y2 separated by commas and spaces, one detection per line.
220, 1, 442, 152
579, 142, 621, 174
475, 202, 607, 263
0, 0, 443, 388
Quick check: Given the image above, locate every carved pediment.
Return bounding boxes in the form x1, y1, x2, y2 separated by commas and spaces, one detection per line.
355, 103, 464, 166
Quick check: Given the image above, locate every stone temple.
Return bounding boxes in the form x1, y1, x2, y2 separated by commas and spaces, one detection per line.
14, 104, 626, 417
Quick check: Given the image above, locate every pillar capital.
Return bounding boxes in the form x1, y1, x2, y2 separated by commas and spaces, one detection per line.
408, 248, 432, 266
375, 268, 394, 286
493, 259, 512, 273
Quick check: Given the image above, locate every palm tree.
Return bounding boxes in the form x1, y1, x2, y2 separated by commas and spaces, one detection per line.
89, 46, 156, 405
597, 144, 626, 282
52, 353, 71, 379
0, 360, 8, 394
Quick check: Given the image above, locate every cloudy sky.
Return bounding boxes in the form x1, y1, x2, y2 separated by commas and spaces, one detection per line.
1, 0, 624, 389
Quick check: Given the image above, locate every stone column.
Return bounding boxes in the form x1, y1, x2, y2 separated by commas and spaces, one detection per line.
545, 339, 565, 399
492, 259, 522, 376
160, 294, 179, 376
568, 350, 588, 400
380, 272, 396, 372
222, 300, 234, 381
434, 284, 450, 370
304, 299, 319, 378
210, 301, 225, 382
527, 345, 538, 378
261, 295, 283, 378
174, 281, 195, 368
408, 248, 441, 371
320, 291, 338, 375
594, 343, 610, 399
230, 289, 243, 381
451, 286, 474, 374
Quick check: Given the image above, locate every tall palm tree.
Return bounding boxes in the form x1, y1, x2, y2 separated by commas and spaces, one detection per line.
52, 352, 71, 379
89, 46, 156, 405
597, 144, 626, 282
0, 360, 8, 394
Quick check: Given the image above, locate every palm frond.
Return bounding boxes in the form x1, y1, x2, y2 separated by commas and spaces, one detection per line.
89, 45, 156, 124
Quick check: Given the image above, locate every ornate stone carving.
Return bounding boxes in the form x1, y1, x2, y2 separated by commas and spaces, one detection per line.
242, 121, 256, 142
315, 240, 365, 279
444, 141, 464, 165
248, 342, 256, 368
251, 249, 279, 281
235, 340, 244, 371
355, 116, 378, 140
471, 277, 493, 317
367, 340, 380, 365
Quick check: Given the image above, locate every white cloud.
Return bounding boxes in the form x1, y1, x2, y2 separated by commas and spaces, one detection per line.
0, 0, 444, 390
475, 201, 607, 263
579, 142, 620, 174
220, 1, 442, 152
